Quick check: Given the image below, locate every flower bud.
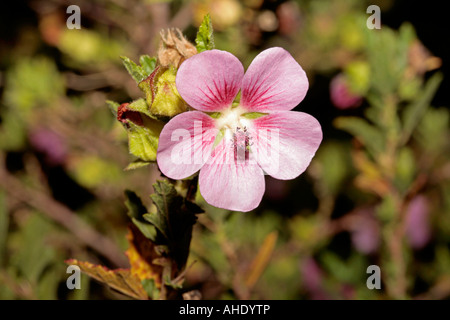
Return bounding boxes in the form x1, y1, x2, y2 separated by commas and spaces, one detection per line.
139, 66, 188, 119
329, 73, 363, 110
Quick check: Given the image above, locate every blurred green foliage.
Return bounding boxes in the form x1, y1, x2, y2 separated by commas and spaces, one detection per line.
0, 0, 449, 300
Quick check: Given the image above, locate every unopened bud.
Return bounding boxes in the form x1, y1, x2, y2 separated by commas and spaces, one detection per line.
139, 66, 188, 118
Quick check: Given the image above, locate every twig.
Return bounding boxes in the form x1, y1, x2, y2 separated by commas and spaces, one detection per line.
0, 155, 127, 267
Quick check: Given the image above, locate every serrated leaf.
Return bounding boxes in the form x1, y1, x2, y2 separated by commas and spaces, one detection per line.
401, 72, 443, 145
334, 117, 384, 156
125, 190, 147, 219
195, 14, 215, 52
124, 190, 156, 240
139, 55, 157, 75
144, 180, 202, 270
120, 56, 147, 83
66, 259, 148, 300
127, 122, 159, 162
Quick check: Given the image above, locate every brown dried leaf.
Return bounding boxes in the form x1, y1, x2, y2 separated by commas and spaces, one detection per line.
158, 28, 197, 68
65, 259, 148, 300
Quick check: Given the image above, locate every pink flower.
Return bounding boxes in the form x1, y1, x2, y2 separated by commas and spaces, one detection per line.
157, 47, 322, 212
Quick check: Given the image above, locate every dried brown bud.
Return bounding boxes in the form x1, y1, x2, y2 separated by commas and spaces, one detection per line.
158, 28, 197, 68
117, 103, 144, 126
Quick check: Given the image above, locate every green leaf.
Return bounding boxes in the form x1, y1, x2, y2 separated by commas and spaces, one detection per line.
0, 111, 27, 151
143, 180, 202, 269
141, 279, 160, 299
195, 14, 215, 52
364, 25, 412, 96
344, 61, 370, 95
120, 56, 147, 83
106, 100, 120, 118
10, 213, 56, 283
394, 147, 416, 194
127, 98, 152, 118
37, 266, 61, 299
4, 57, 64, 117
400, 72, 443, 145
320, 252, 366, 284
334, 117, 384, 156
415, 107, 449, 154
313, 142, 351, 195
125, 190, 148, 220
127, 122, 159, 162
125, 159, 151, 171
124, 190, 157, 241
69, 156, 122, 188
139, 55, 157, 76
376, 194, 397, 222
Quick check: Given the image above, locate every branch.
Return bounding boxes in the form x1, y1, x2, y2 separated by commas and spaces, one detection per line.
0, 155, 127, 267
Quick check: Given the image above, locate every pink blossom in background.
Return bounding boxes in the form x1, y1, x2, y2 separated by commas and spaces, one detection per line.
350, 208, 380, 255
29, 128, 68, 166
300, 257, 329, 300
157, 47, 322, 212
405, 195, 431, 249
329, 73, 363, 110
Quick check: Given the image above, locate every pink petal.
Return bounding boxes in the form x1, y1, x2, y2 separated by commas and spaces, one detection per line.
241, 47, 309, 112
157, 111, 217, 179
176, 50, 244, 112
199, 135, 265, 212
250, 111, 322, 179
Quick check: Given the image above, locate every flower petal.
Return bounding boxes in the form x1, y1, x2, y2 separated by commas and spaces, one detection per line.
176, 50, 244, 112
199, 135, 265, 212
250, 111, 322, 180
157, 111, 217, 179
241, 47, 308, 112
